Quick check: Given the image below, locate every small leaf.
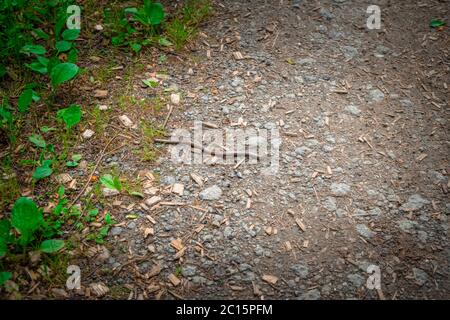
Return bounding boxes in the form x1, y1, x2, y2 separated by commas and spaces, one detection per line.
28, 134, 46, 148
142, 78, 158, 88
40, 126, 56, 133
131, 43, 142, 52
57, 104, 81, 129
62, 29, 80, 41
21, 44, 46, 55
18, 89, 33, 113
50, 63, 79, 87
158, 37, 173, 47
72, 154, 82, 162
40, 239, 65, 253
56, 40, 72, 52
0, 272, 12, 286
126, 214, 138, 219
33, 28, 50, 40
0, 65, 6, 77
430, 19, 445, 28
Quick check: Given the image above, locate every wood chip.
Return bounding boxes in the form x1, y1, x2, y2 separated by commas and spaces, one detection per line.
144, 227, 154, 238
285, 241, 292, 251
168, 274, 181, 286
295, 218, 306, 232
190, 173, 203, 186
147, 265, 162, 278
233, 51, 244, 60
94, 89, 108, 98
172, 183, 184, 196
145, 196, 162, 207
170, 238, 184, 251
89, 282, 109, 297
262, 274, 278, 285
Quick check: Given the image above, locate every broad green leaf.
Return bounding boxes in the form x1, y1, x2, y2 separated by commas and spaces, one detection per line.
11, 197, 43, 245
62, 29, 80, 41
57, 104, 81, 129
56, 40, 72, 52
145, 2, 165, 25
18, 89, 33, 113
0, 272, 12, 286
50, 63, 79, 87
105, 213, 112, 224
28, 134, 46, 148
32, 160, 53, 180
40, 239, 65, 253
100, 174, 122, 191
21, 44, 46, 55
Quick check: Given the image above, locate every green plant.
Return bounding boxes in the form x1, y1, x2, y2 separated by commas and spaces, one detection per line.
66, 154, 82, 167
100, 174, 122, 192
57, 104, 82, 129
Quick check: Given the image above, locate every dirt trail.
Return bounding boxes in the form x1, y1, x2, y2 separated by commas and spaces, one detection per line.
82, 0, 449, 299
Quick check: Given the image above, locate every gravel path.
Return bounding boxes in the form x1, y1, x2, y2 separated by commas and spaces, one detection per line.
84, 0, 449, 299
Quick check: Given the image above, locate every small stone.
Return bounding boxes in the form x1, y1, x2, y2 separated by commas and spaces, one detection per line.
412, 268, 428, 286
347, 274, 365, 287
110, 227, 123, 236
291, 264, 309, 279
295, 146, 312, 156
330, 183, 351, 196
342, 46, 358, 59
82, 129, 95, 139
182, 265, 197, 277
323, 197, 337, 212
400, 194, 430, 212
369, 89, 385, 103
170, 93, 181, 105
99, 105, 109, 111
356, 224, 375, 239
223, 226, 234, 239
297, 289, 321, 300
345, 105, 361, 116
397, 219, 417, 233
94, 24, 103, 31
199, 185, 222, 201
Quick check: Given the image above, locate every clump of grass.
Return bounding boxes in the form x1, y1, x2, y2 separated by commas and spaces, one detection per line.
165, 0, 212, 50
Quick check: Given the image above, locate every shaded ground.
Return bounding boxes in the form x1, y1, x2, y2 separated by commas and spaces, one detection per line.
21, 0, 449, 299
